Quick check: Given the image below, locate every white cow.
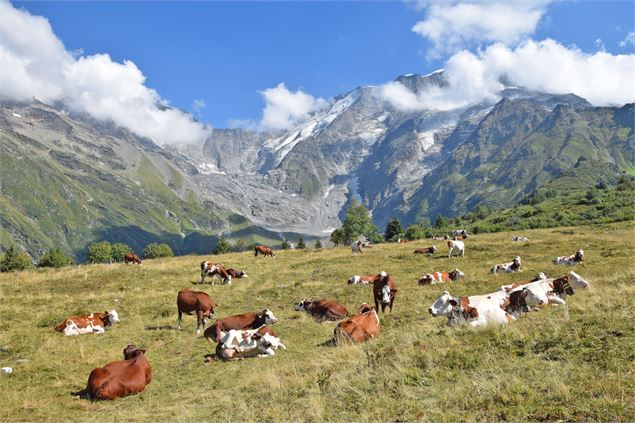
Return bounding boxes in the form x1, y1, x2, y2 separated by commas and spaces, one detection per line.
511, 236, 530, 242
491, 256, 522, 274
447, 240, 465, 258
428, 290, 513, 327
554, 250, 584, 265
216, 327, 286, 360
501, 271, 589, 306
347, 275, 374, 285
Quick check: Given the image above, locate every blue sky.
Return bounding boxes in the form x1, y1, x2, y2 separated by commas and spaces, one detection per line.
7, 1, 635, 132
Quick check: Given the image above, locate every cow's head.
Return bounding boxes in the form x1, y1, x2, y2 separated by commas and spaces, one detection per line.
294, 300, 309, 312
418, 275, 433, 286
123, 344, 145, 359
107, 310, 120, 324
462, 230, 469, 238
240, 271, 248, 278
513, 256, 522, 266
575, 250, 584, 261
263, 309, 278, 324
428, 291, 454, 317
523, 286, 544, 307
348, 275, 360, 285
208, 302, 218, 316
432, 246, 437, 253
450, 269, 465, 279
568, 271, 589, 289
532, 272, 548, 281
380, 285, 392, 304
379, 271, 388, 280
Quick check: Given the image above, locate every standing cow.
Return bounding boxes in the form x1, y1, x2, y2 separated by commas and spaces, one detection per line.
373, 271, 397, 313
176, 289, 218, 335
254, 245, 276, 258
447, 240, 465, 258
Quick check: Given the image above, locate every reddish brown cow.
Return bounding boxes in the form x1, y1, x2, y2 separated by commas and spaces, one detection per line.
55, 310, 120, 333
333, 303, 380, 344
203, 309, 278, 342
398, 239, 409, 244
85, 344, 151, 401
452, 235, 467, 241
254, 245, 275, 257
176, 289, 218, 335
124, 253, 142, 265
373, 271, 397, 313
294, 299, 348, 321
414, 246, 437, 255
225, 268, 248, 279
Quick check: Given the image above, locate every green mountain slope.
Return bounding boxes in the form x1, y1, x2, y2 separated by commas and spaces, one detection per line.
406, 100, 635, 223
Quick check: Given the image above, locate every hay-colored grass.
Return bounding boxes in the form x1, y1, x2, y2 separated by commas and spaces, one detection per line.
0, 223, 633, 422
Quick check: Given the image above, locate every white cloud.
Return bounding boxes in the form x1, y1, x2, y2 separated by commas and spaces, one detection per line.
192, 99, 206, 114
380, 39, 635, 111
412, 1, 552, 57
259, 82, 328, 131
0, 1, 208, 146
619, 31, 635, 48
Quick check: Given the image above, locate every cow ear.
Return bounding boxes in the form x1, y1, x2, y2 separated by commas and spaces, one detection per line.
139, 349, 146, 354
449, 299, 458, 306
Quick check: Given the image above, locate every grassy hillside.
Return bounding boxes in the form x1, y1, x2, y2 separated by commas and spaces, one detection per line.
0, 224, 633, 422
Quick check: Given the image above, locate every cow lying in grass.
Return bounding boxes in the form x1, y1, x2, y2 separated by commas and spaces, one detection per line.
491, 256, 522, 274
215, 326, 286, 360
294, 299, 348, 321
204, 309, 278, 342
554, 249, 584, 265
55, 310, 120, 336
501, 271, 589, 306
347, 274, 375, 285
414, 246, 437, 256
333, 303, 380, 344
418, 269, 465, 285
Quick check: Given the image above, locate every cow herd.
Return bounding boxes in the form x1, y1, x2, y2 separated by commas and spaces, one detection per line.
50, 236, 589, 401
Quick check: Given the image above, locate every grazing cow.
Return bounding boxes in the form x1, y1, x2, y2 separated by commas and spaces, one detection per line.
176, 289, 218, 335
254, 245, 275, 258
428, 290, 514, 327
397, 238, 409, 244
203, 309, 278, 342
124, 253, 142, 265
200, 261, 232, 285
452, 229, 469, 239
294, 299, 348, 321
372, 271, 397, 313
225, 268, 248, 279
447, 240, 465, 258
501, 271, 589, 306
553, 249, 584, 265
85, 344, 151, 401
347, 274, 376, 285
418, 269, 465, 286
333, 303, 380, 344
414, 246, 437, 256
491, 256, 523, 274
351, 240, 363, 254
215, 327, 286, 360
55, 310, 120, 335
511, 236, 530, 242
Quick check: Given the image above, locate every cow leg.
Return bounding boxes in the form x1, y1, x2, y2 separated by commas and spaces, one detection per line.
200, 273, 205, 284
448, 248, 452, 258
196, 310, 204, 335
461, 248, 465, 257
177, 310, 182, 330
374, 298, 379, 312
389, 298, 395, 313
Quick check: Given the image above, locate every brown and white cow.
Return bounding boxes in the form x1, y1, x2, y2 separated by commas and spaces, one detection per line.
452, 229, 469, 239
373, 271, 397, 313
254, 245, 275, 257
203, 309, 278, 342
294, 299, 348, 321
200, 261, 232, 285
215, 326, 286, 360
397, 238, 409, 244
501, 271, 589, 306
418, 269, 465, 285
347, 274, 376, 285
84, 344, 151, 401
124, 253, 142, 265
428, 290, 515, 327
553, 249, 584, 265
55, 310, 120, 336
333, 303, 380, 344
491, 256, 522, 274
176, 289, 218, 335
225, 268, 248, 279
414, 246, 437, 256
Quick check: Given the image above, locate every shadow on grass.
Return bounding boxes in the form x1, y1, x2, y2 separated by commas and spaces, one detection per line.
144, 325, 177, 331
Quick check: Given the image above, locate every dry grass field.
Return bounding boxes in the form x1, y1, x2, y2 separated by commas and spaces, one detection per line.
0, 223, 633, 422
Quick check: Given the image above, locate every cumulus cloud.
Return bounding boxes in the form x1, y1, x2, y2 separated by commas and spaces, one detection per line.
0, 1, 208, 146
380, 39, 635, 111
412, 1, 552, 58
619, 31, 635, 48
259, 83, 328, 131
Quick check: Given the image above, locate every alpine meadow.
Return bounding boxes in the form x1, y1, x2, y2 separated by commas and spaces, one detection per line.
1, 1, 635, 422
